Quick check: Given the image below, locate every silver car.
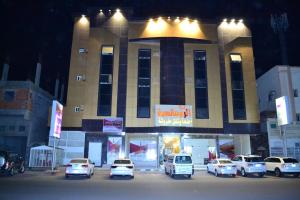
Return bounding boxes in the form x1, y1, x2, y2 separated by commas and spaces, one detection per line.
65, 158, 95, 178
207, 159, 237, 177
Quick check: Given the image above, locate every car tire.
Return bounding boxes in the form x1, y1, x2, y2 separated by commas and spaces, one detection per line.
232, 174, 236, 178
65, 174, 69, 179
293, 173, 299, 178
241, 168, 247, 177
187, 174, 191, 179
110, 175, 114, 179
131, 175, 134, 179
207, 167, 209, 173
87, 172, 91, 179
170, 170, 175, 178
165, 167, 169, 175
259, 173, 264, 178
275, 168, 281, 177
214, 170, 219, 177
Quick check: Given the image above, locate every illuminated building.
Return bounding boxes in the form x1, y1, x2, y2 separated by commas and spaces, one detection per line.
59, 10, 259, 168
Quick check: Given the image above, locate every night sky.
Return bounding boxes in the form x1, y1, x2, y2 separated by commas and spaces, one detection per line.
0, 0, 299, 100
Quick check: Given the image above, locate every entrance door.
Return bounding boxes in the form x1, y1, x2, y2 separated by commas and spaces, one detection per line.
88, 142, 102, 166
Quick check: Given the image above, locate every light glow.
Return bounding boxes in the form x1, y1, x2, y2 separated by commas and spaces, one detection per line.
174, 17, 180, 23
79, 15, 88, 25
113, 9, 125, 21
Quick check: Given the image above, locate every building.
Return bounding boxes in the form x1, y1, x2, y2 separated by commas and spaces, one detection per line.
256, 65, 300, 160
59, 9, 260, 168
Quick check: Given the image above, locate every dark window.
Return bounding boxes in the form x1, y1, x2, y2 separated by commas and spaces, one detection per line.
0, 126, 5, 132
114, 159, 131, 164
194, 50, 209, 119
219, 160, 232, 164
175, 156, 192, 164
97, 46, 114, 116
8, 126, 15, 131
294, 89, 299, 97
18, 126, 25, 132
230, 54, 246, 120
137, 49, 151, 118
283, 158, 298, 163
4, 91, 15, 102
244, 156, 263, 162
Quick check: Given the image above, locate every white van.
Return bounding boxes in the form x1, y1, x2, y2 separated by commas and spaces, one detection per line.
164, 153, 194, 178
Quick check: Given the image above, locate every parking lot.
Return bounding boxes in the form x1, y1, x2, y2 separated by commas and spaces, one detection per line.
1, 169, 300, 200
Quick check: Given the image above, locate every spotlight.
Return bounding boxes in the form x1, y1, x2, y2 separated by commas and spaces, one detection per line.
175, 16, 180, 23
116, 8, 120, 12
158, 16, 162, 20
167, 16, 171, 21
223, 18, 227, 23
231, 18, 235, 23
239, 19, 243, 23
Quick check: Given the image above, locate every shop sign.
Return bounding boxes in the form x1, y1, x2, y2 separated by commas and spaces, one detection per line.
154, 105, 192, 127
276, 96, 292, 126
103, 117, 123, 132
49, 100, 63, 138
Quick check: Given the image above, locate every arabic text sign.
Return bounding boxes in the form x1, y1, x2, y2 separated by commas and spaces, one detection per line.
103, 118, 123, 132
155, 105, 192, 127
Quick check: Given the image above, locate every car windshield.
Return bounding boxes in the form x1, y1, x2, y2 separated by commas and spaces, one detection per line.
114, 160, 131, 164
219, 160, 232, 164
283, 158, 299, 163
245, 157, 264, 162
70, 159, 87, 163
175, 156, 192, 164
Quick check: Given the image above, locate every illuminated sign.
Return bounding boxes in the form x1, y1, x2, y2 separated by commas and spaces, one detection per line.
276, 96, 292, 126
103, 117, 123, 132
155, 105, 192, 127
49, 100, 63, 138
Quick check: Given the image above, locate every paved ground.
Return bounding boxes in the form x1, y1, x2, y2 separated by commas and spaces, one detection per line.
0, 170, 300, 200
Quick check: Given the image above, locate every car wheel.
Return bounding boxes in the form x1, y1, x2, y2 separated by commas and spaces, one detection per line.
241, 168, 247, 177
170, 170, 175, 178
275, 168, 281, 177
207, 167, 209, 173
214, 170, 219, 177
65, 174, 69, 178
110, 175, 114, 179
259, 173, 264, 178
187, 174, 191, 179
131, 175, 134, 179
232, 174, 236, 178
87, 172, 91, 179
293, 173, 299, 178
165, 167, 169, 175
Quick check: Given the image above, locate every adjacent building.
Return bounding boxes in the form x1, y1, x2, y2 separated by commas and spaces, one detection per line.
59, 9, 260, 168
256, 65, 300, 160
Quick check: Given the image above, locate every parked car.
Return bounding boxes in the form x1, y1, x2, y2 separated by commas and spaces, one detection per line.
164, 153, 194, 178
110, 159, 134, 179
65, 158, 95, 178
0, 150, 25, 176
231, 155, 266, 177
207, 158, 237, 177
264, 156, 300, 177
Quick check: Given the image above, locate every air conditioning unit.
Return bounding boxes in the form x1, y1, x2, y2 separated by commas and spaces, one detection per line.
82, 75, 86, 81
79, 48, 88, 54
80, 105, 84, 111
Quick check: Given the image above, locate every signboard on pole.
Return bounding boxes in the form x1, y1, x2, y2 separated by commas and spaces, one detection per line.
154, 105, 193, 127
49, 100, 63, 138
103, 117, 123, 132
276, 96, 292, 126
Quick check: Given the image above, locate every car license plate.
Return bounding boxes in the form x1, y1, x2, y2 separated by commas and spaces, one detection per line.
255, 164, 261, 167
227, 167, 231, 170
292, 164, 296, 167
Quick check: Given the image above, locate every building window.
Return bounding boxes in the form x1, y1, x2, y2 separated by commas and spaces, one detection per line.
74, 106, 80, 112
137, 49, 151, 118
296, 113, 300, 121
194, 50, 209, 119
4, 90, 15, 102
18, 126, 25, 132
294, 89, 299, 97
230, 54, 246, 120
76, 75, 82, 81
97, 46, 114, 116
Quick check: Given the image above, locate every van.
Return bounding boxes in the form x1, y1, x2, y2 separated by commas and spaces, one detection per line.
164, 153, 194, 178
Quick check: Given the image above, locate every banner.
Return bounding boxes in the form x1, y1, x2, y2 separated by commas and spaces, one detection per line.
276, 96, 292, 126
154, 105, 192, 127
49, 100, 63, 138
107, 137, 122, 164
103, 118, 123, 132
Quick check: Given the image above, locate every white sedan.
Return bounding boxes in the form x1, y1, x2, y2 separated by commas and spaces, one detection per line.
110, 159, 134, 179
65, 158, 95, 178
207, 159, 237, 177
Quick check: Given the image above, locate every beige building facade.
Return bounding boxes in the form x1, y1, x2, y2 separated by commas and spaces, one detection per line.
59, 10, 259, 167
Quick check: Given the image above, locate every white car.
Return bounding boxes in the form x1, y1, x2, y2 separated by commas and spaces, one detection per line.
110, 159, 134, 179
264, 157, 300, 177
164, 153, 194, 178
65, 158, 95, 178
207, 159, 237, 177
231, 155, 266, 177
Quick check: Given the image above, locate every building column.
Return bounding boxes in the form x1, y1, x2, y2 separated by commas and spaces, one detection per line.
234, 134, 251, 155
